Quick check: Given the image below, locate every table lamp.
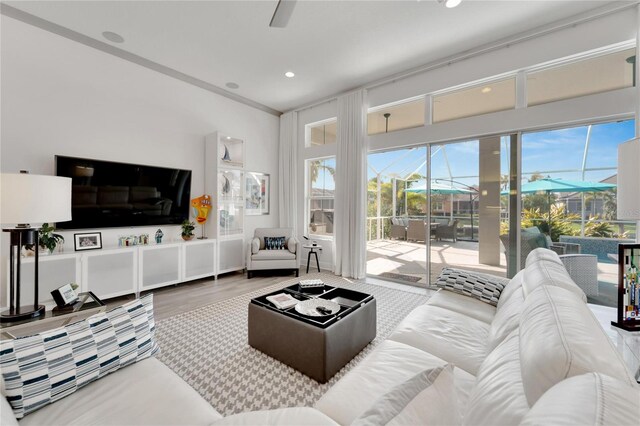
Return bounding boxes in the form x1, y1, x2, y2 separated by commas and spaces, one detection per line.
0, 171, 71, 321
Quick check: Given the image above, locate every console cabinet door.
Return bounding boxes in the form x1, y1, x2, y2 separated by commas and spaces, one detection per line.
139, 244, 182, 291
183, 240, 216, 281
219, 238, 244, 274
82, 248, 137, 299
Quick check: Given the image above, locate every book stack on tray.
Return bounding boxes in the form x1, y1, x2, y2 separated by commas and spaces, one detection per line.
265, 293, 298, 310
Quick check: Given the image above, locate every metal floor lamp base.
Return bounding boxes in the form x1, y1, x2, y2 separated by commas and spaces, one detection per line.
1, 305, 45, 322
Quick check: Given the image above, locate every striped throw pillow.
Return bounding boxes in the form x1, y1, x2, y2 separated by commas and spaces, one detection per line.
435, 268, 506, 306
0, 294, 158, 419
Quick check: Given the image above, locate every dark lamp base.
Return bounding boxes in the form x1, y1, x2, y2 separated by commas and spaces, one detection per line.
0, 305, 45, 322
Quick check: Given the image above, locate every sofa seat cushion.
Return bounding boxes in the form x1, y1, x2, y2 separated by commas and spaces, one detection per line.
427, 289, 496, 324
387, 305, 489, 375
521, 373, 640, 426
519, 285, 636, 406
251, 250, 296, 261
17, 357, 222, 426
522, 258, 586, 302
212, 407, 338, 426
463, 331, 529, 426
314, 340, 475, 426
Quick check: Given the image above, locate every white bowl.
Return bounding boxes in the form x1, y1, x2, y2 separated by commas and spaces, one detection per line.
295, 299, 340, 317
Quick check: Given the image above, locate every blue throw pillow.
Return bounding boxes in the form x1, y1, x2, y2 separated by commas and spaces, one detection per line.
264, 236, 286, 250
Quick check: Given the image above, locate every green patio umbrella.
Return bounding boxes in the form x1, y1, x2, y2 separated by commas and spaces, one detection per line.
500, 177, 616, 232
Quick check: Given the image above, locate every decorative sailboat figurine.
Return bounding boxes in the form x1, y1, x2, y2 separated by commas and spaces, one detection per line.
221, 144, 232, 162
222, 175, 231, 195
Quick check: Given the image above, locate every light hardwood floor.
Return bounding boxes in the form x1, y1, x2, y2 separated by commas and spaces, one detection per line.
107, 269, 324, 320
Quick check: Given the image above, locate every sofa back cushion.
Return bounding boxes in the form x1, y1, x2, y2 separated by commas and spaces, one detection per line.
519, 285, 635, 407
0, 295, 158, 419
488, 283, 524, 351
520, 373, 640, 426
525, 247, 564, 268
462, 330, 529, 426
522, 257, 586, 302
254, 228, 293, 249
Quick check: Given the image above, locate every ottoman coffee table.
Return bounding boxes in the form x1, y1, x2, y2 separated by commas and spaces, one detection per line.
248, 283, 376, 383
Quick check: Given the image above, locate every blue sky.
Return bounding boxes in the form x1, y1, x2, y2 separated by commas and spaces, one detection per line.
364, 119, 635, 188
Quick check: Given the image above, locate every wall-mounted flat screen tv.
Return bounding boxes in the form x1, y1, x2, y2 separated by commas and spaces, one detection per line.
55, 155, 192, 229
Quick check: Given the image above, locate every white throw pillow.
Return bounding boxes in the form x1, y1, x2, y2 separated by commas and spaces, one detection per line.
287, 237, 296, 254
351, 364, 459, 426
251, 237, 260, 254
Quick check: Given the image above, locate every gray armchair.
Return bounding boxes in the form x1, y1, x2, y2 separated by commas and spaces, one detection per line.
434, 219, 459, 242
500, 227, 581, 271
390, 217, 408, 240
246, 228, 300, 278
407, 219, 427, 242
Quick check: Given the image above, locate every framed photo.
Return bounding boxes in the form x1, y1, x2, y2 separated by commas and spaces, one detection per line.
74, 232, 102, 251
245, 172, 270, 215
51, 283, 79, 307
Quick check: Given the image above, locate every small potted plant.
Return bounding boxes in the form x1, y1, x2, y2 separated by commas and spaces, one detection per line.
38, 223, 65, 254
181, 220, 196, 241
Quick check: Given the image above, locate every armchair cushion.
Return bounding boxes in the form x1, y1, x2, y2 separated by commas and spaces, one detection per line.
251, 237, 260, 255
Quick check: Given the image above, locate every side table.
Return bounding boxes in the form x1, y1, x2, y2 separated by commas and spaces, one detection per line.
303, 245, 323, 273
0, 291, 106, 339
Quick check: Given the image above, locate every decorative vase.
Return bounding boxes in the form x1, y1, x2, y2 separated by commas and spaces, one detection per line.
182, 235, 193, 241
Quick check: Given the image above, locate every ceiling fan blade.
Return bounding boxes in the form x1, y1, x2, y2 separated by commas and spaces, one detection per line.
269, 0, 297, 28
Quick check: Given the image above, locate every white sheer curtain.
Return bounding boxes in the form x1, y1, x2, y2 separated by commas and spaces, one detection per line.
334, 90, 368, 278
278, 111, 298, 230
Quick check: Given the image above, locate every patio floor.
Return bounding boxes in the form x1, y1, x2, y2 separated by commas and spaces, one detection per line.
366, 239, 618, 307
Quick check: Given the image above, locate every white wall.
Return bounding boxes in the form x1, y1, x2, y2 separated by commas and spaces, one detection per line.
0, 17, 280, 307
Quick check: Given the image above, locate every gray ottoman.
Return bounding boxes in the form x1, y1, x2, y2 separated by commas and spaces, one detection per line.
248, 286, 377, 383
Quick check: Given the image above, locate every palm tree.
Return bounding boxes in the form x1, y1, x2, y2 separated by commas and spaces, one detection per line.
309, 160, 335, 184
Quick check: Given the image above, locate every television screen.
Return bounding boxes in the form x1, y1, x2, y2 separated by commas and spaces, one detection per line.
55, 156, 192, 229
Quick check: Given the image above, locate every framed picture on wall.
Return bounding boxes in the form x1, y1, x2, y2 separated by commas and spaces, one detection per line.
74, 232, 102, 251
245, 172, 270, 215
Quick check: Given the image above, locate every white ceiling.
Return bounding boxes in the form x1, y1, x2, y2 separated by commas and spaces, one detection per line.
4, 0, 622, 113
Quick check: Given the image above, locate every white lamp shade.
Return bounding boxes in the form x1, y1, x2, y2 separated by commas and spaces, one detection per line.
617, 138, 640, 220
1, 173, 72, 225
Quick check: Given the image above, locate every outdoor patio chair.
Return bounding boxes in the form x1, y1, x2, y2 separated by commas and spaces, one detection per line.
434, 219, 459, 242
407, 219, 427, 242
390, 217, 408, 240
500, 227, 582, 271
559, 254, 599, 297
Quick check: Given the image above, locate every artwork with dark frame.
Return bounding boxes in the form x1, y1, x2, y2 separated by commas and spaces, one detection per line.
74, 232, 102, 251
612, 243, 640, 331
245, 172, 270, 215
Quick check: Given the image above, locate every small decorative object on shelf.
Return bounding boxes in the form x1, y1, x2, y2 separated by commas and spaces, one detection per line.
222, 174, 231, 195
221, 144, 232, 162
74, 232, 102, 251
181, 220, 196, 241
191, 194, 212, 239
155, 229, 164, 244
612, 243, 640, 331
139, 234, 149, 245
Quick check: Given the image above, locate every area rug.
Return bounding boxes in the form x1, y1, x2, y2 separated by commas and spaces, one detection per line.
155, 273, 429, 416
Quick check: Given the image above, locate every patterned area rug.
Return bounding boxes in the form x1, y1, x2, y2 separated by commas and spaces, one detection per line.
155, 273, 429, 416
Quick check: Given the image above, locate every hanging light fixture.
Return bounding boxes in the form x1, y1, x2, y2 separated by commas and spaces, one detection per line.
384, 113, 391, 133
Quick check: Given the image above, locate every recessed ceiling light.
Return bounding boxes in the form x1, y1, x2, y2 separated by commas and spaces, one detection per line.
225, 82, 240, 89
481, 87, 492, 94
444, 0, 462, 8
226, 136, 231, 140
285, 71, 295, 78
102, 31, 124, 43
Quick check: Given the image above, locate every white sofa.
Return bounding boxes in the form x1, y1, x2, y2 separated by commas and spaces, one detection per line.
3, 248, 639, 425
223, 247, 640, 425
246, 227, 300, 278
